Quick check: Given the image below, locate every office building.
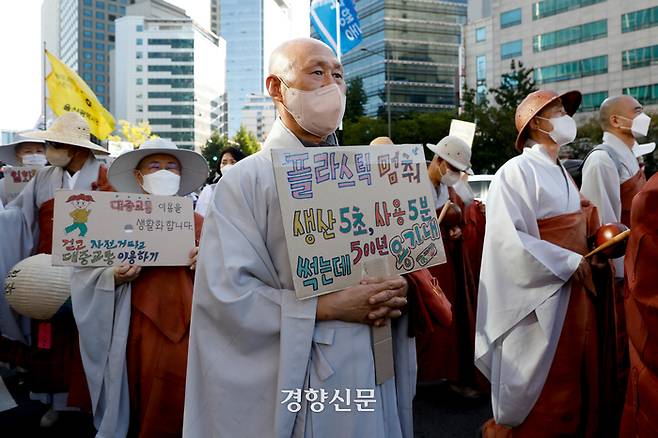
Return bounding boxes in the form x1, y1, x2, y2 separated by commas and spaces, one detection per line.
340, 0, 468, 117
113, 5, 227, 150
464, 0, 658, 113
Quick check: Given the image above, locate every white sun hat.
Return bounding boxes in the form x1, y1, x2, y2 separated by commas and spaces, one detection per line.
0, 134, 46, 166
426, 135, 474, 175
108, 138, 209, 196
22, 112, 109, 155
4, 254, 71, 320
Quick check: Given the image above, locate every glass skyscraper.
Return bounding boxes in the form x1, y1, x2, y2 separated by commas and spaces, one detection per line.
342, 0, 467, 116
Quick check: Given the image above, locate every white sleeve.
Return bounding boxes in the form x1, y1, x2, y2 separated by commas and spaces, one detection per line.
581, 150, 621, 225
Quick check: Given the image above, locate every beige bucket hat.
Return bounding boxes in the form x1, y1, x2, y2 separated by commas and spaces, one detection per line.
22, 112, 109, 155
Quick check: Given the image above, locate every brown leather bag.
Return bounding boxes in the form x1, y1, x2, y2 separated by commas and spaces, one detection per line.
406, 268, 453, 337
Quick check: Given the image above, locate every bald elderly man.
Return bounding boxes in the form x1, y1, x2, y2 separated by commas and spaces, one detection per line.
581, 95, 650, 432
183, 38, 415, 438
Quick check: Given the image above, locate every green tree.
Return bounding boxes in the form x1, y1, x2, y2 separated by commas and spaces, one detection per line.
201, 130, 229, 181
232, 125, 261, 155
345, 76, 368, 122
461, 60, 538, 173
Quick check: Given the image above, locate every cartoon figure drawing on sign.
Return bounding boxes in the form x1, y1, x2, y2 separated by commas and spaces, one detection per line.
64, 193, 95, 237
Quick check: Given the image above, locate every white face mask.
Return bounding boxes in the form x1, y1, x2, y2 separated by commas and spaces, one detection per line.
21, 153, 48, 167
619, 113, 651, 138
537, 115, 577, 146
279, 79, 346, 138
453, 179, 475, 204
45, 147, 72, 167
220, 163, 234, 174
441, 167, 461, 187
139, 170, 181, 196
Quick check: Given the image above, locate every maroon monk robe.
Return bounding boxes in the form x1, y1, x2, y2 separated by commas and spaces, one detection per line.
620, 173, 658, 438
482, 205, 602, 437
415, 187, 480, 387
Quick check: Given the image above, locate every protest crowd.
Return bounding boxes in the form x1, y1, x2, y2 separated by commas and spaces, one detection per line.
0, 36, 657, 438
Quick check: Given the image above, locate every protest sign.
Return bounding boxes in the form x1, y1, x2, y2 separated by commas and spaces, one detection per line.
449, 120, 476, 147
52, 190, 195, 267
4, 166, 40, 196
272, 144, 446, 299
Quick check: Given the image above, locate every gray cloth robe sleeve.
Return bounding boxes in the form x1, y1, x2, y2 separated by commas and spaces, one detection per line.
71, 267, 131, 438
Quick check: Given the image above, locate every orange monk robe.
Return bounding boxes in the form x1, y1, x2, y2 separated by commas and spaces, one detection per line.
620, 173, 658, 438
126, 214, 202, 437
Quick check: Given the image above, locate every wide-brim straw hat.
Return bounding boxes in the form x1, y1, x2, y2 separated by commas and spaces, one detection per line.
427, 135, 474, 175
0, 135, 46, 166
4, 254, 71, 320
108, 138, 209, 196
515, 90, 582, 152
22, 112, 109, 155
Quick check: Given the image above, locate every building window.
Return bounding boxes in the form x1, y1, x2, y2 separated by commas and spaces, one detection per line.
476, 56, 487, 81
136, 78, 143, 85
136, 65, 143, 72
83, 9, 92, 17
83, 62, 93, 70
109, 35, 115, 42
136, 105, 143, 112
108, 4, 117, 12
475, 27, 486, 42
83, 51, 92, 60
109, 43, 114, 50
501, 8, 522, 28
82, 72, 92, 81
148, 65, 194, 75
136, 52, 143, 59
623, 83, 658, 105
95, 74, 105, 82
622, 44, 658, 70
148, 78, 194, 88
96, 32, 104, 40
136, 38, 143, 46
580, 91, 608, 111
83, 0, 92, 5
96, 42, 105, 50
148, 105, 195, 115
622, 6, 658, 33
95, 64, 105, 72
532, 0, 606, 20
148, 52, 194, 62
95, 84, 106, 93
148, 39, 194, 48
533, 20, 607, 52
153, 132, 194, 142
98, 95, 106, 105
534, 55, 608, 84
148, 91, 195, 101
96, 1, 104, 9
108, 24, 115, 32
119, 6, 126, 14
136, 25, 143, 32
96, 22, 105, 30
96, 11, 104, 19
148, 118, 195, 128
83, 19, 92, 28
83, 41, 92, 49
501, 40, 523, 59
83, 30, 92, 38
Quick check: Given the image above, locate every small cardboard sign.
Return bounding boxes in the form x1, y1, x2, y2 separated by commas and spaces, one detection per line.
4, 166, 40, 195
52, 190, 195, 267
272, 144, 446, 300
449, 120, 476, 148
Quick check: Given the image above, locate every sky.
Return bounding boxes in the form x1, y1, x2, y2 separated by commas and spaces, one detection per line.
0, 0, 209, 133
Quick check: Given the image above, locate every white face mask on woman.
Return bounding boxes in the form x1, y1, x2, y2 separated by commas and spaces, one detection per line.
536, 115, 577, 146
278, 78, 346, 138
139, 170, 181, 196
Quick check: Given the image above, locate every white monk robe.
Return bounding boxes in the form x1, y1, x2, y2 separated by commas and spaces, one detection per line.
183, 118, 416, 438
581, 132, 640, 278
475, 143, 583, 426
0, 156, 101, 343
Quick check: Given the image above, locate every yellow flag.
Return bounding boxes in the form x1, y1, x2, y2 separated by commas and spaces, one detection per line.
45, 50, 115, 140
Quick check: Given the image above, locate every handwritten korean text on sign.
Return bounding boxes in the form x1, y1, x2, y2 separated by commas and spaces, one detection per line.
52, 190, 195, 267
273, 145, 446, 299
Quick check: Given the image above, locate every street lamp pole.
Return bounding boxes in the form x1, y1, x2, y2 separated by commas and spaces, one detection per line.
361, 46, 392, 139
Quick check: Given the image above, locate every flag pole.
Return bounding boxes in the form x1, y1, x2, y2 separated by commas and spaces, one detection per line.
335, 0, 341, 60
42, 42, 47, 129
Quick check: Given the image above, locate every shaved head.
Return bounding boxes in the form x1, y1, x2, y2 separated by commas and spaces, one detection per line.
268, 38, 336, 83
600, 95, 643, 130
